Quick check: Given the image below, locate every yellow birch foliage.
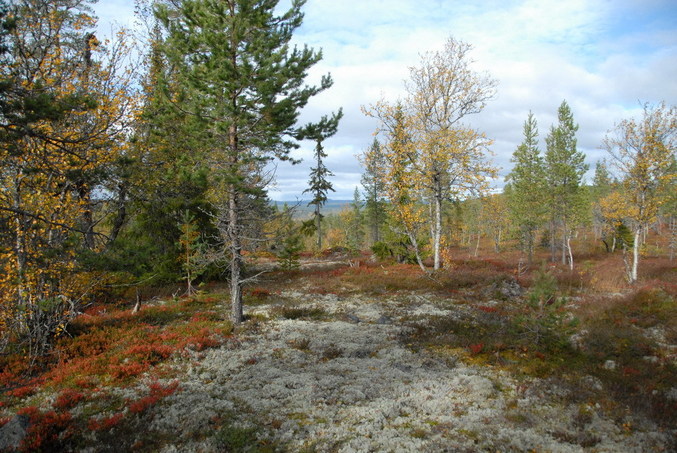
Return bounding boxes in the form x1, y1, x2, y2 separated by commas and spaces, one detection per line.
599, 191, 634, 231
603, 102, 676, 281
604, 102, 676, 229
364, 101, 427, 252
0, 1, 138, 358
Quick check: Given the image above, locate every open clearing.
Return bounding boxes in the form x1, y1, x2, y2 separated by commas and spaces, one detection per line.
1, 259, 675, 452
146, 290, 674, 452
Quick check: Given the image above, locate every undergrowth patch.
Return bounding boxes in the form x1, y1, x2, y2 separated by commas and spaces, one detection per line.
0, 294, 234, 451
405, 283, 677, 428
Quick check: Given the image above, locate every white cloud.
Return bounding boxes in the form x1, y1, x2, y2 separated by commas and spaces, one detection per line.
96, 0, 677, 199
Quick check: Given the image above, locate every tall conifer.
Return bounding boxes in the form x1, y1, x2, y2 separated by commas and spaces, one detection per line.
156, 0, 338, 323
544, 100, 588, 269
361, 138, 387, 245
301, 112, 342, 251
505, 111, 546, 263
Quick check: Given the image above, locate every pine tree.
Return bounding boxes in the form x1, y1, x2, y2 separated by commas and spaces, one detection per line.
544, 100, 588, 269
156, 0, 338, 323
505, 111, 546, 263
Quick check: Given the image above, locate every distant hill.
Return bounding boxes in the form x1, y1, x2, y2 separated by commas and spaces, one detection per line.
273, 200, 353, 218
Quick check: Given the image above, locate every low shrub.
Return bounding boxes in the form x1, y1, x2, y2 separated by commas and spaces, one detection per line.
214, 425, 261, 452
17, 406, 74, 452
53, 389, 86, 411
514, 267, 578, 349
127, 380, 180, 415
88, 412, 125, 432
287, 338, 311, 351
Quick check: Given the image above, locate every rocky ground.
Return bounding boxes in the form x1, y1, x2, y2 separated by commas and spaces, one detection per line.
139, 290, 674, 452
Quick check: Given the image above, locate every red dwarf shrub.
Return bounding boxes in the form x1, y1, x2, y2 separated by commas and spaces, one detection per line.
17, 407, 73, 452
127, 380, 179, 414
88, 412, 124, 432
0, 362, 25, 388
123, 343, 174, 364
74, 377, 98, 389
189, 311, 220, 323
148, 380, 180, 397
128, 395, 158, 414
7, 384, 37, 399
623, 366, 641, 377
53, 389, 86, 410
17, 406, 40, 418
83, 305, 107, 317
110, 362, 148, 381
249, 288, 271, 299
469, 343, 484, 355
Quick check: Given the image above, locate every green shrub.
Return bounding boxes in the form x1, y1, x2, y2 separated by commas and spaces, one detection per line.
214, 425, 260, 452
371, 241, 392, 261
515, 267, 578, 349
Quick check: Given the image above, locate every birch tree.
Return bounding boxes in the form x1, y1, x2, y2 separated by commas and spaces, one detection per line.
603, 102, 676, 282
365, 101, 427, 271
406, 37, 497, 270
0, 0, 136, 359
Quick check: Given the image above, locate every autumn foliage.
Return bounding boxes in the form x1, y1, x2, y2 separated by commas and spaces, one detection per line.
0, 0, 137, 361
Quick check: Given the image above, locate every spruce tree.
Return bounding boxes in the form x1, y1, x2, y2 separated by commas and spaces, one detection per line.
276, 203, 302, 271
101, 15, 215, 283
346, 187, 365, 251
301, 112, 342, 251
156, 0, 338, 323
591, 160, 613, 246
361, 138, 388, 245
505, 111, 546, 263
544, 100, 588, 269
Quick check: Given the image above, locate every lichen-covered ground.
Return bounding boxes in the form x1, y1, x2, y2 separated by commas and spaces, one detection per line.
2, 260, 675, 452
147, 291, 673, 452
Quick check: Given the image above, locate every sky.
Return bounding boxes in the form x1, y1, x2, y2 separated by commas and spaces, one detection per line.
95, 0, 677, 201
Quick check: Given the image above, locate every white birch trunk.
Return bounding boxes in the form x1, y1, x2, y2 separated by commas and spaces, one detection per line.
433, 195, 442, 270
631, 227, 640, 283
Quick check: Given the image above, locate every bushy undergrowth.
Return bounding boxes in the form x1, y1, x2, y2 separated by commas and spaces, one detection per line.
0, 294, 234, 451
293, 259, 515, 297
405, 279, 676, 428
276, 305, 329, 321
